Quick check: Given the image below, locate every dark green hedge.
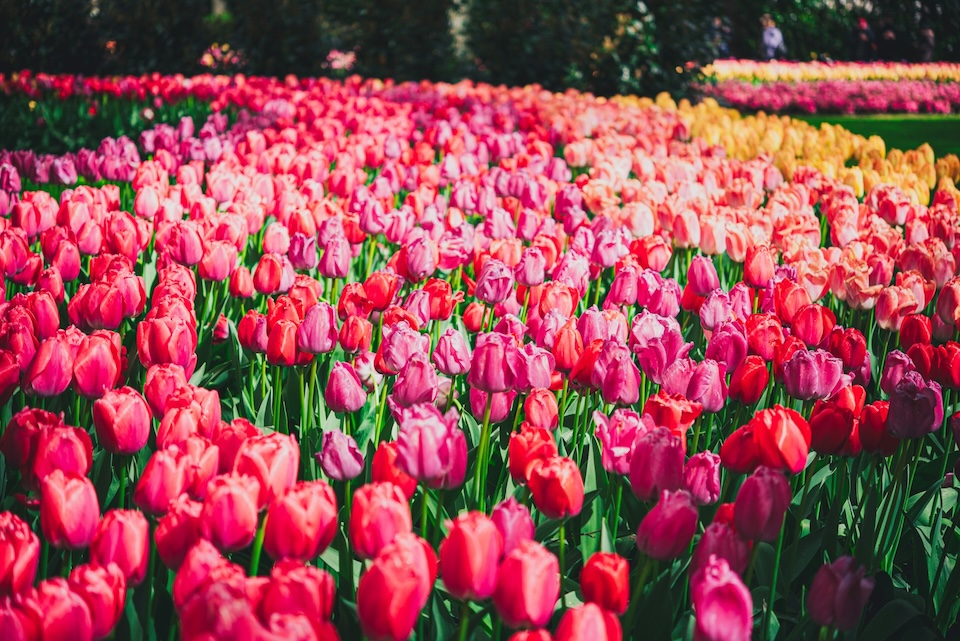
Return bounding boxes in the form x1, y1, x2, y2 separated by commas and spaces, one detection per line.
0, 0, 957, 98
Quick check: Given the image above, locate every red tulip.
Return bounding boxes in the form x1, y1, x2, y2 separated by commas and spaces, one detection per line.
72, 332, 122, 399
134, 445, 189, 515
233, 432, 300, 507
527, 456, 584, 519
92, 387, 151, 455
554, 603, 622, 641
371, 442, 418, 500
200, 474, 261, 552
28, 424, 93, 489
744, 245, 776, 288
349, 482, 413, 560
264, 480, 338, 562
899, 313, 932, 351
23, 335, 73, 397
356, 533, 436, 641
691, 522, 751, 577
859, 401, 897, 457
67, 564, 125, 640
154, 495, 203, 570
35, 578, 94, 641
40, 470, 99, 550
137, 316, 198, 378
0, 512, 40, 596
580, 552, 629, 615
493, 540, 559, 629
266, 319, 299, 367
729, 355, 768, 405
90, 510, 149, 585
509, 425, 558, 484
439, 512, 503, 601
143, 363, 189, 418
0, 593, 41, 641
259, 561, 336, 627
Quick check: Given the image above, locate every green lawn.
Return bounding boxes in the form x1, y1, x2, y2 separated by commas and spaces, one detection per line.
793, 114, 960, 159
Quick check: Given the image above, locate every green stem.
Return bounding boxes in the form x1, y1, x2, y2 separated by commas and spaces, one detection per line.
473, 394, 494, 511
249, 514, 267, 576
558, 520, 567, 608
340, 479, 355, 601
624, 556, 653, 630
762, 520, 787, 641
420, 487, 430, 541
458, 601, 471, 641
610, 478, 624, 543
374, 380, 389, 446
39, 538, 49, 582
145, 540, 156, 634
117, 455, 127, 510
273, 365, 284, 433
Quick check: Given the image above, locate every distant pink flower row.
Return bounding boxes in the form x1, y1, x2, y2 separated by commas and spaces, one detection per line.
698, 79, 960, 115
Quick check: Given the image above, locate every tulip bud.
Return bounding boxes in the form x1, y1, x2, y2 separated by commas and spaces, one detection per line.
807, 556, 874, 631
691, 555, 753, 641
493, 541, 559, 629
439, 512, 503, 601
349, 482, 413, 560
629, 427, 685, 502
636, 489, 699, 561
35, 578, 95, 641
318, 430, 364, 481
357, 533, 436, 641
371, 442, 418, 500
259, 560, 336, 624
154, 495, 202, 570
325, 363, 368, 414
200, 474, 261, 552
580, 552, 629, 614
554, 603, 621, 641
887, 370, 943, 439
490, 497, 534, 559
527, 456, 584, 519
90, 510, 149, 585
134, 445, 188, 515
691, 522, 751, 577
733, 466, 791, 542
92, 387, 151, 455
40, 470, 100, 550
0, 512, 40, 595
684, 452, 721, 505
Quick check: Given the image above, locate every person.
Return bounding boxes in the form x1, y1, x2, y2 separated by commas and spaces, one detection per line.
851, 17, 875, 61
876, 18, 899, 61
759, 14, 787, 61
708, 16, 732, 59
918, 27, 935, 62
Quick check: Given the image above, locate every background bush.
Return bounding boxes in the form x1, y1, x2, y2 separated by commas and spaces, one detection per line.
0, 0, 958, 98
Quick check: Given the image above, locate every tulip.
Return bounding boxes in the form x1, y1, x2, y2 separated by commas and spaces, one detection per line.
350, 482, 413, 560
509, 425, 558, 484
899, 313, 932, 351
136, 316, 198, 378
493, 541, 559, 629
392, 354, 440, 407
887, 370, 943, 439
792, 303, 836, 348
0, 594, 40, 641
134, 445, 189, 515
199, 474, 261, 552
233, 432, 300, 506
729, 354, 769, 405
325, 362, 368, 414
629, 427, 685, 502
371, 442, 419, 500
525, 388, 559, 429
266, 318, 298, 367
67, 564, 126, 640
317, 430, 364, 482
808, 385, 865, 455
260, 560, 336, 625
642, 393, 702, 442
733, 466, 791, 542
476, 259, 515, 305
154, 495, 202, 570
0, 513, 40, 596
395, 404, 462, 482
580, 552, 629, 614
554, 603, 622, 641
90, 510, 149, 585
468, 332, 522, 393
297, 303, 338, 354
35, 578, 94, 641
28, 424, 93, 488
594, 409, 650, 475
684, 452, 721, 505
491, 497, 535, 558
691, 522, 751, 577
636, 489, 699, 561
807, 556, 874, 631
527, 456, 584, 519
782, 349, 848, 401
23, 335, 73, 397
92, 387, 151, 455
72, 333, 122, 399
433, 328, 472, 376
229, 266, 254, 298
439, 512, 503, 601
690, 555, 753, 641
744, 245, 776, 288
40, 470, 99, 550
356, 533, 436, 641
860, 401, 897, 457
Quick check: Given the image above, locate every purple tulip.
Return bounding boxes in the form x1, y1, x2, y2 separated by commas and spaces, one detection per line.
807, 556, 874, 631
888, 370, 943, 439
318, 430, 364, 481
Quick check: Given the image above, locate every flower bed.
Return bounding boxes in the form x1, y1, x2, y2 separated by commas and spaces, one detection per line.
698, 60, 960, 114
0, 74, 959, 641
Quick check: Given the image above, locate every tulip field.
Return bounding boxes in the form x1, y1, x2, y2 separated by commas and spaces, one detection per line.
2, 71, 960, 641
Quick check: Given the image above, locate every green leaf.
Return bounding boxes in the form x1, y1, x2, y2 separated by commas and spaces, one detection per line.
629, 572, 674, 641
859, 599, 922, 641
